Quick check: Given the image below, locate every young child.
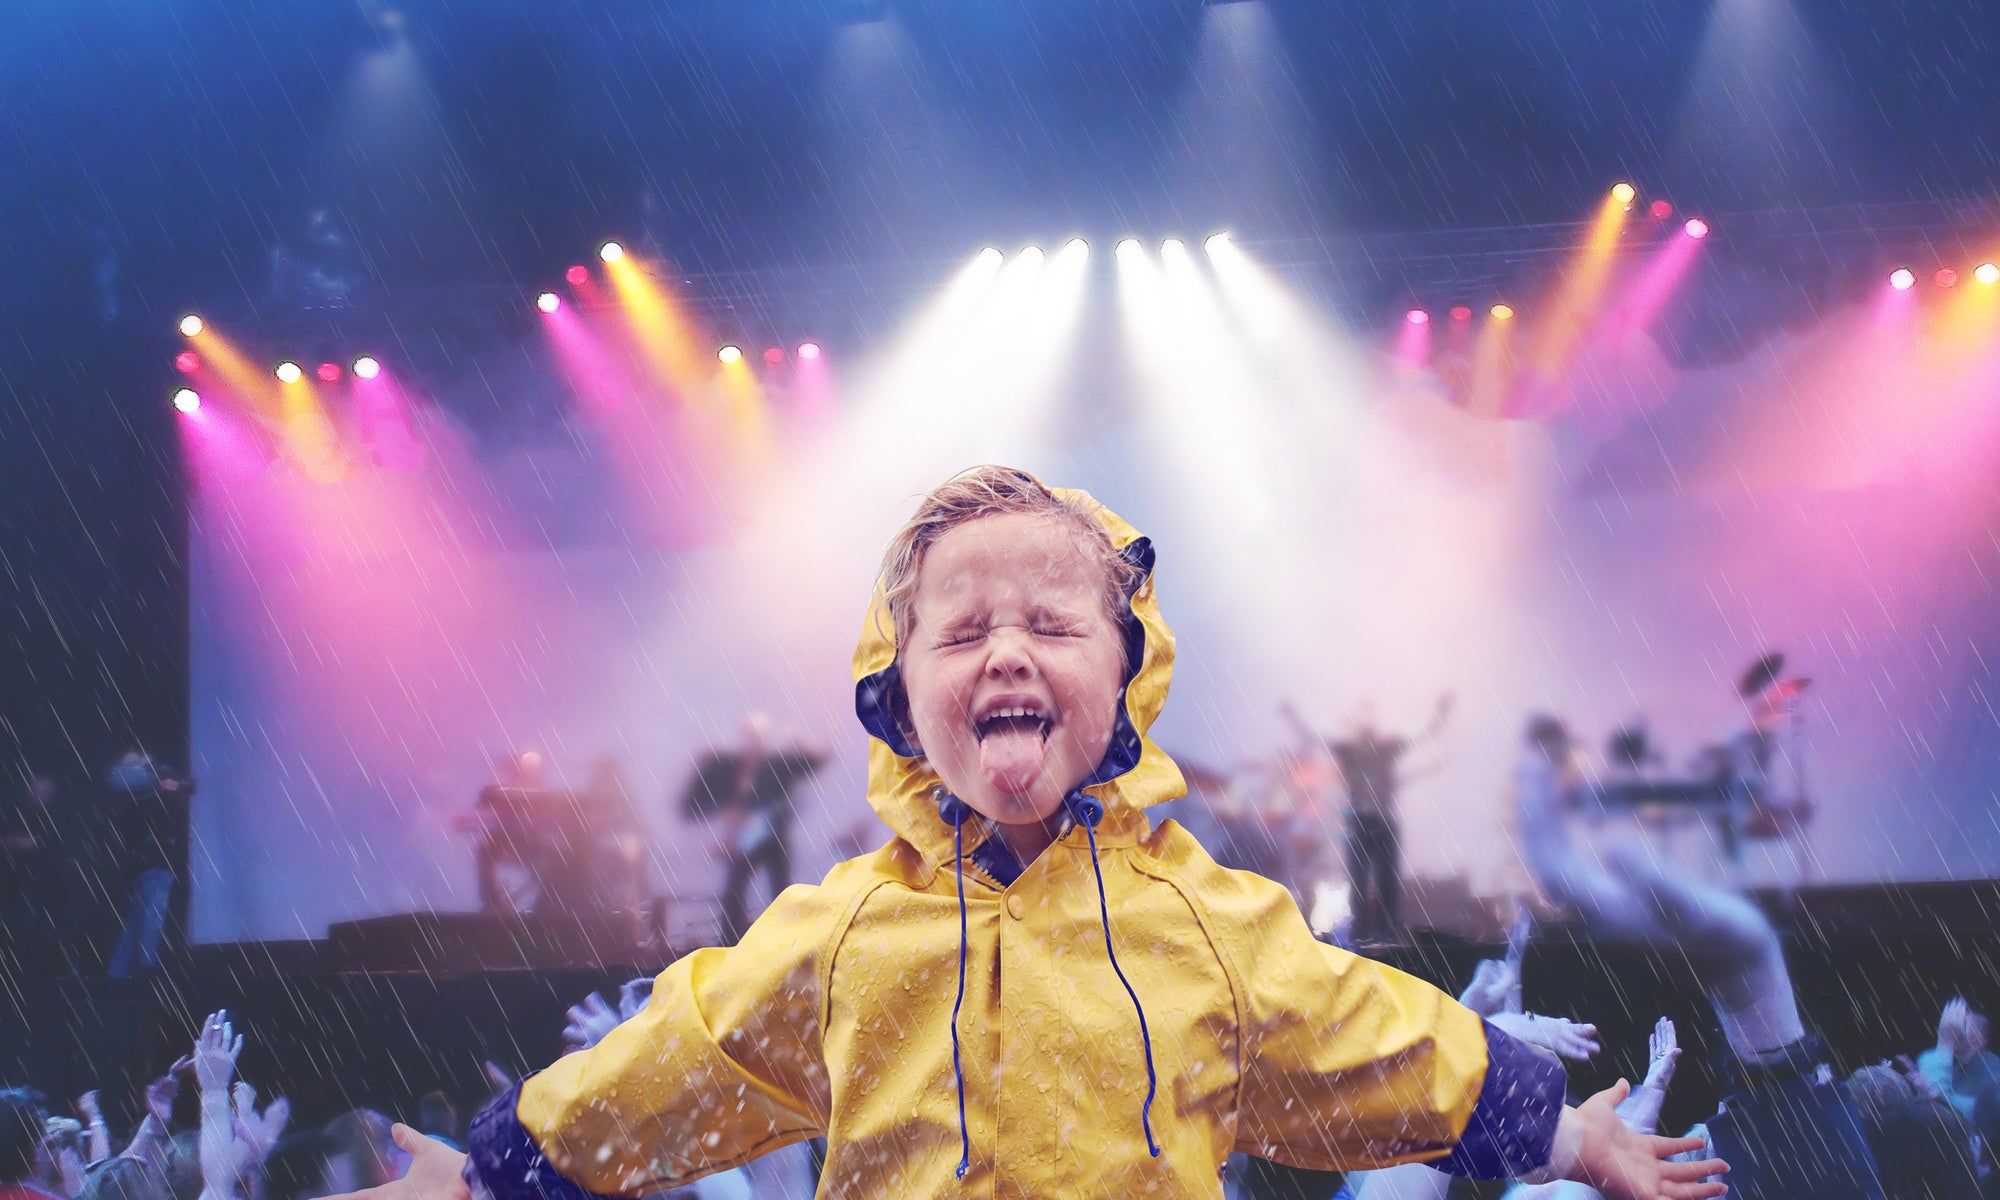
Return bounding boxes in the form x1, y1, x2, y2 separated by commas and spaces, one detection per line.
341, 467, 1725, 1199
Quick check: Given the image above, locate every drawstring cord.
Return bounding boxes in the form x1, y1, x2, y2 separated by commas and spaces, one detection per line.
934, 786, 974, 1180
932, 785, 1162, 1173
1065, 789, 1162, 1158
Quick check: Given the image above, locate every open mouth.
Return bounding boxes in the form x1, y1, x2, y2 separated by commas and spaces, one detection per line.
974, 705, 1053, 743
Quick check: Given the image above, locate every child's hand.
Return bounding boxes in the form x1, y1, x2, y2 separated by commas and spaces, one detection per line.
325, 1124, 470, 1200
1570, 1080, 1727, 1200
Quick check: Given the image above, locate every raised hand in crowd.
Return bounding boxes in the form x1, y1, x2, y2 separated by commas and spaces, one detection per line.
1458, 955, 1601, 1062
478, 1062, 513, 1103
1458, 957, 1520, 1018
192, 1011, 246, 1200
560, 993, 621, 1055
74, 1091, 109, 1165
123, 1055, 194, 1170
41, 1116, 86, 1197
561, 978, 654, 1055
229, 1081, 290, 1182
1490, 1012, 1602, 1063
1612, 1018, 1681, 1139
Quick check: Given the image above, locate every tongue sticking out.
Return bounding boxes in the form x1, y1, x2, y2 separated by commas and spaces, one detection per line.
978, 718, 1049, 795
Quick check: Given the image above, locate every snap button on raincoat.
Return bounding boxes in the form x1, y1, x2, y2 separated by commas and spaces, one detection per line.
500, 484, 1497, 1198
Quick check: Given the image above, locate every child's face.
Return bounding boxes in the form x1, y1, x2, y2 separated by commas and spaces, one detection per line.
899, 513, 1128, 830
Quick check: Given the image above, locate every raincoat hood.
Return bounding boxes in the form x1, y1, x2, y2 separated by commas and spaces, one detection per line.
851, 478, 1186, 866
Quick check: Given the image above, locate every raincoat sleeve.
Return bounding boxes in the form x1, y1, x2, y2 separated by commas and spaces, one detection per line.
462, 882, 842, 1199
1217, 872, 1564, 1176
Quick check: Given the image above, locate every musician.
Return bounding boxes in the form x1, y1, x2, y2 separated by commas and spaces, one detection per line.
1721, 653, 1811, 864
682, 714, 826, 943
100, 750, 194, 978
470, 751, 557, 916
1286, 694, 1453, 945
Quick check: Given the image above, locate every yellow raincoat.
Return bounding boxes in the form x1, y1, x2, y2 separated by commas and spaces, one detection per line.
483, 486, 1529, 1199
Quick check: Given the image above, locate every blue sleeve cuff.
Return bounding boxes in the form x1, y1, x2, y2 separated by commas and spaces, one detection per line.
1433, 1019, 1567, 1179
464, 1079, 631, 1200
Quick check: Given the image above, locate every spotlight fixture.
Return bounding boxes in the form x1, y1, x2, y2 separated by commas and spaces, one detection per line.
1203, 232, 1231, 254
1684, 218, 1710, 240
175, 351, 201, 374
1650, 199, 1674, 220
717, 345, 743, 364
173, 389, 201, 413
1611, 182, 1636, 206
977, 247, 1003, 268
316, 362, 342, 383
537, 292, 561, 313
1063, 237, 1089, 256
1160, 239, 1185, 254
1977, 263, 2000, 285
275, 361, 303, 383
179, 315, 204, 337
1936, 268, 1959, 289
352, 356, 382, 379
763, 347, 785, 366
1115, 238, 1142, 257
565, 265, 589, 286
1405, 309, 1430, 325
1449, 306, 1473, 322
599, 241, 625, 263
1490, 304, 1516, 321
796, 342, 822, 360
1889, 269, 1916, 291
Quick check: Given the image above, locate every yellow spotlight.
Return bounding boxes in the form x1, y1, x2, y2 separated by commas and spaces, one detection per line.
1611, 182, 1636, 206
717, 345, 743, 364
179, 315, 204, 337
275, 361, 303, 383
1978, 263, 2000, 285
1204, 232, 1231, 254
1490, 304, 1516, 321
599, 241, 625, 263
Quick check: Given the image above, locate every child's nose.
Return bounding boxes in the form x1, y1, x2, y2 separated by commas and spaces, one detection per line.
982, 628, 1038, 679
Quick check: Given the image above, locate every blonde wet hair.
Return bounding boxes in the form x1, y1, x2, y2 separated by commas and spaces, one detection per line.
876, 465, 1144, 651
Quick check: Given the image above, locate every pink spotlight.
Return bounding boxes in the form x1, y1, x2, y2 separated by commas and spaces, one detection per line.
1684, 218, 1710, 240
173, 389, 201, 413
1449, 306, 1473, 323
796, 342, 822, 360
1405, 309, 1430, 325
537, 292, 561, 313
353, 356, 381, 379
763, 347, 785, 366
1650, 199, 1674, 220
316, 362, 342, 383
1936, 268, 1959, 289
1890, 268, 1916, 291
175, 351, 201, 374
565, 265, 589, 287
